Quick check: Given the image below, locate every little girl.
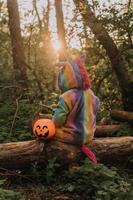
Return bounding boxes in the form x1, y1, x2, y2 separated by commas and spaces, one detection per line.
53, 54, 100, 164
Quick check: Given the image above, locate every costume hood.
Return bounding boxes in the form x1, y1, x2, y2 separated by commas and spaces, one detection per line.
57, 57, 91, 92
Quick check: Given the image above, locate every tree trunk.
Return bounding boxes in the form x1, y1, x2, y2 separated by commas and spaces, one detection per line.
0, 137, 132, 170
110, 110, 133, 124
7, 0, 28, 89
73, 0, 133, 111
43, 0, 50, 33
55, 0, 67, 60
33, 0, 42, 32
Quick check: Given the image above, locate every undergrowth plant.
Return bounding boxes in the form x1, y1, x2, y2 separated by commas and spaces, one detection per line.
37, 158, 133, 200
0, 177, 24, 200
0, 189, 24, 200
62, 159, 133, 200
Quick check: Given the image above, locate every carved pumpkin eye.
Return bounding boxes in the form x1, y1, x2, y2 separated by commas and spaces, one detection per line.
33, 118, 56, 140
42, 125, 48, 129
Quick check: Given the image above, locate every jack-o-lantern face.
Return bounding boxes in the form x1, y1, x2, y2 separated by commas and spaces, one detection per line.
33, 118, 55, 139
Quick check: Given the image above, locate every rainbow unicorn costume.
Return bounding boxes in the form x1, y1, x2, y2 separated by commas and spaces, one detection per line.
53, 56, 100, 163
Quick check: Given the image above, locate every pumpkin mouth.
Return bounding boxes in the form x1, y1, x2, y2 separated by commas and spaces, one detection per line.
35, 130, 49, 138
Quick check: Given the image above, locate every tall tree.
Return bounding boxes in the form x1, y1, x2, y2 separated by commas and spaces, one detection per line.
74, 0, 133, 112
33, 0, 42, 33
7, 0, 28, 88
43, 0, 50, 33
42, 0, 52, 56
55, 0, 67, 60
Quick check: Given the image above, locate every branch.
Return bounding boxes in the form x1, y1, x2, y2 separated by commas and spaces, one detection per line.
9, 95, 22, 135
94, 71, 111, 94
22, 61, 43, 93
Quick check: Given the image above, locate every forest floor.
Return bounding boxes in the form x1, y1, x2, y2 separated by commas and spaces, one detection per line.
1, 160, 132, 200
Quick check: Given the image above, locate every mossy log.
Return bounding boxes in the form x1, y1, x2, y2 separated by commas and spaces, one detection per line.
0, 136, 133, 170
95, 125, 122, 137
110, 110, 133, 123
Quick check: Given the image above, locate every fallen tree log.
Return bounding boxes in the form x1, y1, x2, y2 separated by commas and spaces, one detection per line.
95, 125, 122, 137
110, 110, 133, 123
0, 140, 44, 170
0, 136, 133, 170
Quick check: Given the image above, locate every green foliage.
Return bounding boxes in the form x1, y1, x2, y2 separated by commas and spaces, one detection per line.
0, 176, 24, 200
116, 124, 133, 136
30, 158, 133, 200
99, 1, 133, 46
45, 157, 58, 183
0, 189, 24, 200
0, 101, 36, 142
59, 159, 133, 200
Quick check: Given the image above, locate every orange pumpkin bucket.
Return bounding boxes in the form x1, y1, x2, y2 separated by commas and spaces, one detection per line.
33, 118, 56, 139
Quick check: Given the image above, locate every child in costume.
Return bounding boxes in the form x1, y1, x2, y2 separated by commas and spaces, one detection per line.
53, 54, 100, 164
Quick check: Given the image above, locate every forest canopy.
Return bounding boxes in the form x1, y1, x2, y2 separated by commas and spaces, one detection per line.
0, 0, 133, 111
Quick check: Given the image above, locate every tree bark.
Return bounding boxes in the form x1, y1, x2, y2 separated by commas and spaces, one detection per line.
0, 137, 132, 170
7, 0, 28, 89
73, 0, 133, 111
110, 110, 133, 124
55, 0, 67, 60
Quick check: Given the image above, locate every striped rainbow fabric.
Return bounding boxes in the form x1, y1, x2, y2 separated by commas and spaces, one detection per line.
53, 58, 100, 145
